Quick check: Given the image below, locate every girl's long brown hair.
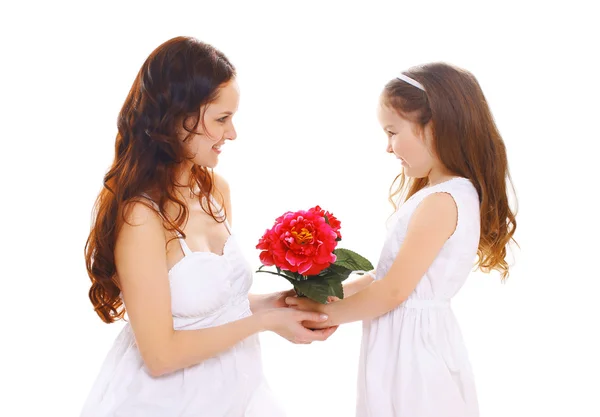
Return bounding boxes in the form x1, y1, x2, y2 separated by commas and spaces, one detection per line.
85, 37, 236, 323
383, 63, 517, 280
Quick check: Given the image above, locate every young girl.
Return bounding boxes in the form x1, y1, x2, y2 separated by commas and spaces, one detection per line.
81, 36, 336, 417
287, 62, 517, 417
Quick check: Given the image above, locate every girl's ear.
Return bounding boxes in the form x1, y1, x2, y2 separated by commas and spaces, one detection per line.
423, 123, 436, 154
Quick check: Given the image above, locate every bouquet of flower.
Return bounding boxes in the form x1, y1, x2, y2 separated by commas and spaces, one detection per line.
256, 206, 373, 304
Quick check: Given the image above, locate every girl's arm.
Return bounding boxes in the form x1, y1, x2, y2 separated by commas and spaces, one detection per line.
343, 271, 376, 297
287, 192, 458, 328
116, 202, 330, 378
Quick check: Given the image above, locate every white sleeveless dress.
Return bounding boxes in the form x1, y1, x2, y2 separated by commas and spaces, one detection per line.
357, 177, 480, 417
81, 197, 286, 417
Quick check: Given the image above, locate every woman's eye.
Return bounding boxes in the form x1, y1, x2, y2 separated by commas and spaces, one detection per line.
217, 116, 228, 123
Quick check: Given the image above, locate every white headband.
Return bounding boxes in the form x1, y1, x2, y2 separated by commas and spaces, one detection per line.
397, 73, 426, 91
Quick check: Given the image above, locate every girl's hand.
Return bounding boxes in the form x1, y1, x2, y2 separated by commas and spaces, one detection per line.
268, 289, 297, 309
285, 296, 339, 329
249, 289, 296, 313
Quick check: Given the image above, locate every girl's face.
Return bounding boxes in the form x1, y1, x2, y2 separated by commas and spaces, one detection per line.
377, 100, 436, 179
183, 79, 240, 169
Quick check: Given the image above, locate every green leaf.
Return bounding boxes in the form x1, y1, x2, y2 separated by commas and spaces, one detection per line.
293, 278, 345, 304
333, 248, 374, 271
319, 263, 353, 279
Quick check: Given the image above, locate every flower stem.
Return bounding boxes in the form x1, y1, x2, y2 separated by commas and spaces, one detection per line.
294, 287, 306, 298
255, 270, 289, 278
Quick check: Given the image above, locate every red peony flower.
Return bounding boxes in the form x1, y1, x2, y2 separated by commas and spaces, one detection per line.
256, 206, 339, 275
309, 206, 342, 240
256, 205, 373, 304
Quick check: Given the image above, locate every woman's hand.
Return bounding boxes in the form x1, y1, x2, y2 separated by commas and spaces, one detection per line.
285, 296, 339, 330
258, 308, 337, 344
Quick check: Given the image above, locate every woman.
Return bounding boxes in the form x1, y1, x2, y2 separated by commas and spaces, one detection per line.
82, 36, 335, 417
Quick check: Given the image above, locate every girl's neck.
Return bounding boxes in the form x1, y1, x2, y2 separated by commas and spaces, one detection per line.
426, 168, 459, 187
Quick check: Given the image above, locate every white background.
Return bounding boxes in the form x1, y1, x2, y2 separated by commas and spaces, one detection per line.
1, 1, 599, 416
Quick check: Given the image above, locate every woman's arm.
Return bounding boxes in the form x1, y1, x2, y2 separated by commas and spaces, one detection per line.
116, 202, 329, 377
287, 192, 458, 327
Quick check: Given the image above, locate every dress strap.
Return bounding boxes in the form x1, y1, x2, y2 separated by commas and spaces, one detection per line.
141, 193, 194, 256
140, 193, 160, 211
223, 217, 232, 235
207, 194, 232, 235
177, 235, 193, 256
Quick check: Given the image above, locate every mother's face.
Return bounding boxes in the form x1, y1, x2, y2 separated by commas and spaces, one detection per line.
182, 79, 240, 169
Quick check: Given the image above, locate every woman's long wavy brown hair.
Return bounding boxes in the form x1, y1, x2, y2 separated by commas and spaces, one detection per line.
85, 36, 236, 323
383, 63, 517, 280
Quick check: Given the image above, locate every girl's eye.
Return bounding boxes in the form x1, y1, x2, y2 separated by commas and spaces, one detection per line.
218, 116, 229, 123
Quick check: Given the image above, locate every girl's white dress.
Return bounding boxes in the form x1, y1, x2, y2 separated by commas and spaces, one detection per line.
357, 178, 480, 417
